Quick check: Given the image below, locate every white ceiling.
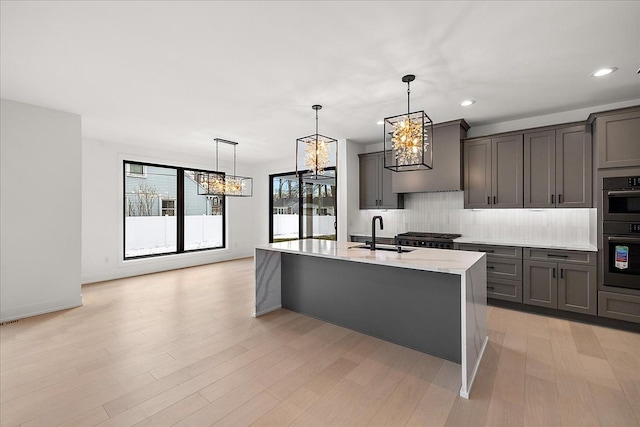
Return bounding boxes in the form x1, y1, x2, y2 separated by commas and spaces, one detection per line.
1, 1, 639, 165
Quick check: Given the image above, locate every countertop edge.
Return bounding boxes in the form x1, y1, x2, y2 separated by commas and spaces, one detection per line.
453, 237, 598, 252
255, 242, 485, 276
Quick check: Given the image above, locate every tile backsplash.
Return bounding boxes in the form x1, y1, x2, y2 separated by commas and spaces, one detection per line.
352, 191, 596, 247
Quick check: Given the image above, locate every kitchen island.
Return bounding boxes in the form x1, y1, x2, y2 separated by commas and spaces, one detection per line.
254, 239, 488, 399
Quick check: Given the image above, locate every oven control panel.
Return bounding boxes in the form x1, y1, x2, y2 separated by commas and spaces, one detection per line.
631, 223, 640, 233
603, 176, 640, 189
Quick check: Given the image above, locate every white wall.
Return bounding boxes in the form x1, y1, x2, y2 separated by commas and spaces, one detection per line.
1, 99, 82, 321
81, 137, 256, 284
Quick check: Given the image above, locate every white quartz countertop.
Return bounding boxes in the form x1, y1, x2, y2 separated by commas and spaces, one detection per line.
256, 239, 485, 276
453, 237, 597, 252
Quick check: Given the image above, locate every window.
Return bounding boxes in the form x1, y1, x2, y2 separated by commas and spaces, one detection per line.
269, 169, 336, 243
124, 161, 225, 259
161, 199, 175, 216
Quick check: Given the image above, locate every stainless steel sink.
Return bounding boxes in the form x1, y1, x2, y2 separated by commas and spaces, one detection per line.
352, 244, 415, 253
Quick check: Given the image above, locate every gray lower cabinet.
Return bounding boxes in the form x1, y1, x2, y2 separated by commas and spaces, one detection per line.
523, 260, 557, 308
359, 151, 404, 209
598, 291, 640, 323
487, 277, 523, 302
524, 125, 592, 208
593, 108, 640, 169
457, 243, 523, 302
523, 248, 597, 315
463, 135, 523, 208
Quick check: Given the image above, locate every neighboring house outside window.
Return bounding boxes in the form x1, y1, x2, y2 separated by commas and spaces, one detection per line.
161, 199, 176, 216
125, 163, 147, 177
124, 161, 225, 258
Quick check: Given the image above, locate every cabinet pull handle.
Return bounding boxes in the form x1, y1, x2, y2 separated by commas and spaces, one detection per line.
546, 254, 568, 258
552, 268, 556, 278
493, 196, 497, 204
551, 194, 555, 204
487, 266, 495, 269
558, 194, 562, 204
560, 268, 564, 279
487, 286, 495, 290
487, 196, 490, 205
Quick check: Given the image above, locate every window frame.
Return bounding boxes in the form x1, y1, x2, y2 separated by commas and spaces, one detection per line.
123, 160, 226, 260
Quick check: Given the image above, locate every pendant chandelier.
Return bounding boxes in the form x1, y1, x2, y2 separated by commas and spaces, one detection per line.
296, 105, 337, 180
197, 138, 253, 197
384, 74, 433, 171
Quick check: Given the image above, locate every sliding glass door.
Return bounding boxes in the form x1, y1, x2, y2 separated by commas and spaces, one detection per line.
269, 169, 336, 243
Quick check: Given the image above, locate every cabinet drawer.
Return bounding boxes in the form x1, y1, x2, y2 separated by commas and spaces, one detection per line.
524, 248, 596, 265
598, 291, 640, 324
487, 278, 522, 303
487, 257, 522, 281
457, 244, 522, 259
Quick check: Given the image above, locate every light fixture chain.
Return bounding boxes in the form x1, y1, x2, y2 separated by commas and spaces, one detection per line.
233, 144, 237, 176
407, 80, 411, 116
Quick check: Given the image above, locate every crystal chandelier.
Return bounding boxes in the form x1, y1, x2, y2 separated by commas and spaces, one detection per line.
198, 138, 253, 197
384, 74, 433, 171
296, 105, 337, 180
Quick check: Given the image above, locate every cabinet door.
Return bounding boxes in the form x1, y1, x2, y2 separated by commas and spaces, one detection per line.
558, 264, 597, 315
523, 260, 558, 309
379, 152, 397, 209
596, 110, 640, 169
359, 154, 380, 209
464, 139, 492, 208
556, 126, 592, 208
524, 130, 555, 208
492, 135, 523, 208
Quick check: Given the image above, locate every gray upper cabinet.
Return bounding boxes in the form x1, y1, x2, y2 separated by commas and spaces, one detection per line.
464, 135, 523, 208
359, 151, 404, 210
524, 130, 555, 208
524, 125, 592, 208
359, 153, 379, 209
556, 126, 592, 207
463, 139, 492, 208
492, 135, 524, 208
594, 108, 640, 169
392, 120, 469, 193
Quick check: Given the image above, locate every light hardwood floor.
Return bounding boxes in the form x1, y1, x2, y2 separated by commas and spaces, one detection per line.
1, 257, 639, 427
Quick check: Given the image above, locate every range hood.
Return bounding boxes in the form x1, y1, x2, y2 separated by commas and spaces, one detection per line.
392, 119, 469, 193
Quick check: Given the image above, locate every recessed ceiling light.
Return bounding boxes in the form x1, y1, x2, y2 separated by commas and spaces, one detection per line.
592, 67, 617, 77
376, 120, 384, 125
460, 100, 475, 107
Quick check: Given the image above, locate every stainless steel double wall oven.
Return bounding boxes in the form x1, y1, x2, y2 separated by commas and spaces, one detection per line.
602, 176, 640, 290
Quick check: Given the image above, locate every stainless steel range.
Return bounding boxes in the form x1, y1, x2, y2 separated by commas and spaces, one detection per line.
395, 232, 461, 249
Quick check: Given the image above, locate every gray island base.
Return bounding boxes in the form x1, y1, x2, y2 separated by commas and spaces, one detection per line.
255, 239, 488, 399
